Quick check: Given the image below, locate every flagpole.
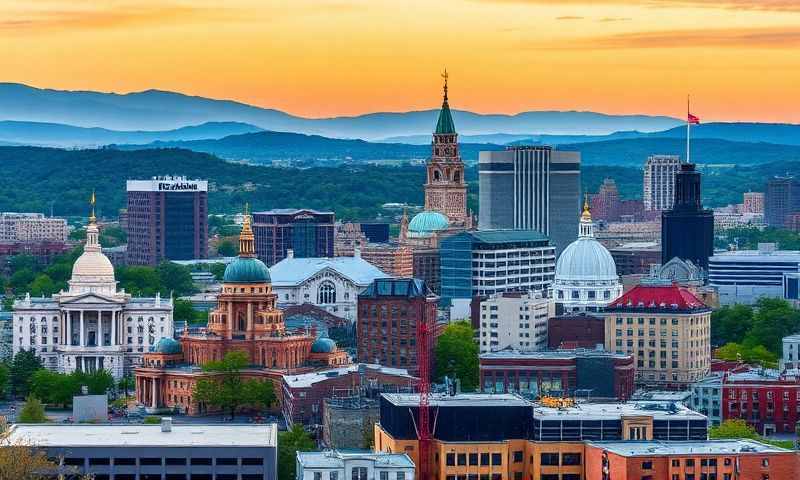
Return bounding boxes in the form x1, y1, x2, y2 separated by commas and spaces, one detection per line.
686, 95, 690, 164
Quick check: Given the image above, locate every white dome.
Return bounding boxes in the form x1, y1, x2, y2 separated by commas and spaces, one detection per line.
556, 237, 618, 282
71, 250, 115, 282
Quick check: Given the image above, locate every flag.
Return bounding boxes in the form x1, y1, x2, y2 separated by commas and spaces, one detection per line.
688, 112, 700, 124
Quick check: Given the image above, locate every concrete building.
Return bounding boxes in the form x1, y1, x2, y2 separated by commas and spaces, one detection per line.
661, 163, 714, 269
584, 439, 798, 480
553, 202, 622, 314
477, 146, 581, 255
708, 243, 800, 305
126, 176, 208, 265
13, 210, 173, 378
411, 248, 440, 295
439, 230, 556, 307
595, 220, 661, 246
252, 208, 335, 266
689, 374, 723, 426
765, 176, 800, 228
547, 314, 605, 350
269, 250, 390, 323
3, 422, 278, 480
478, 291, 552, 353
360, 243, 413, 278
743, 191, 765, 214
643, 154, 681, 212
322, 397, 380, 450
604, 282, 712, 388
479, 348, 635, 400
357, 278, 438, 374
780, 334, 800, 372
297, 451, 414, 480
0, 212, 68, 242
589, 178, 621, 222
608, 242, 661, 276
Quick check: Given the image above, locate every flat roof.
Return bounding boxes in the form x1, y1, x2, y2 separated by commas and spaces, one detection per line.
481, 348, 629, 361
297, 451, 414, 469
284, 364, 414, 389
588, 439, 789, 456
533, 401, 707, 421
5, 423, 277, 448
381, 393, 530, 408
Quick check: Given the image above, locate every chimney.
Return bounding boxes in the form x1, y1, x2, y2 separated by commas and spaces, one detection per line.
287, 249, 294, 259
161, 417, 172, 433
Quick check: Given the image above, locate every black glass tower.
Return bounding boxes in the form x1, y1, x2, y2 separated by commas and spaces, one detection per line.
661, 163, 714, 268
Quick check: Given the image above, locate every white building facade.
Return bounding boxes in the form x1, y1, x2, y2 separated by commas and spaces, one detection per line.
554, 203, 622, 314
689, 374, 723, 426
269, 250, 390, 322
296, 451, 414, 480
479, 292, 552, 353
13, 214, 173, 379
708, 244, 800, 305
781, 334, 800, 372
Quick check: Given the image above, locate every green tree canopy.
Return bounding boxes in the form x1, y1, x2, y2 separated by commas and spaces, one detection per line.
217, 239, 238, 257
434, 320, 479, 392
0, 363, 10, 399
193, 350, 276, 418
709, 419, 759, 440
747, 298, 800, 354
76, 369, 115, 395
277, 424, 316, 480
17, 396, 47, 423
711, 304, 754, 346
29, 370, 80, 407
716, 342, 778, 368
10, 350, 43, 398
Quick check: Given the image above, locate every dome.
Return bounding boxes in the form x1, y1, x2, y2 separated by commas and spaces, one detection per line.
150, 337, 182, 354
555, 237, 618, 282
408, 211, 449, 238
310, 337, 337, 353
71, 250, 115, 282
223, 256, 271, 283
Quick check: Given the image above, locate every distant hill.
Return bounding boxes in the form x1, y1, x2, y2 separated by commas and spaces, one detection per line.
0, 120, 263, 147
114, 130, 507, 163
0, 83, 681, 140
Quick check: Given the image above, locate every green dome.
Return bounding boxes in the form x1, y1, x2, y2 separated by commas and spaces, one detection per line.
311, 337, 337, 353
408, 211, 449, 238
150, 337, 181, 354
223, 257, 271, 283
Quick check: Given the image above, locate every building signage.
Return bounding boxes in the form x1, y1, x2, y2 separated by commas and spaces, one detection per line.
158, 181, 200, 191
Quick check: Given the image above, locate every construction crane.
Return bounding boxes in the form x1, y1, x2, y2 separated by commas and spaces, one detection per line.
416, 304, 433, 480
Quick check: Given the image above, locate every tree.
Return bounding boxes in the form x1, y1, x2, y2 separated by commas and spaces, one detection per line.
192, 351, 276, 418
208, 262, 227, 281
173, 298, 198, 324
10, 350, 43, 398
157, 261, 196, 297
17, 396, 47, 423
747, 298, 800, 355
217, 239, 238, 257
8, 268, 36, 294
28, 274, 57, 297
0, 363, 9, 399
434, 321, 479, 391
715, 342, 778, 368
0, 442, 59, 479
277, 424, 315, 480
118, 374, 135, 397
710, 419, 759, 440
29, 370, 80, 407
711, 304, 754, 346
77, 369, 115, 395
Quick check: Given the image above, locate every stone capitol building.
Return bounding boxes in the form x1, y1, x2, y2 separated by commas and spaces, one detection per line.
13, 200, 174, 379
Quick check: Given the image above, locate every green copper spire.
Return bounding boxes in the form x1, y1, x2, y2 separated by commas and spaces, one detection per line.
434, 70, 456, 135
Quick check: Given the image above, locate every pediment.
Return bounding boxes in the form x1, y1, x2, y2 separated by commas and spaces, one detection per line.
59, 292, 125, 305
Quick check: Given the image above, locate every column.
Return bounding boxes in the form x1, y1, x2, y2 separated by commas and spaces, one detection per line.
111, 311, 116, 347
66, 311, 72, 346
226, 301, 234, 339
151, 378, 158, 408
79, 310, 85, 347
98, 312, 103, 347
246, 302, 254, 339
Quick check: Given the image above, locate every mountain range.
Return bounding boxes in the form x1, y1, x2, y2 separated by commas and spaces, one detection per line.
0, 82, 681, 140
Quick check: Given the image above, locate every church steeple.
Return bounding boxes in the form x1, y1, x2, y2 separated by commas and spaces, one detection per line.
238, 203, 256, 257
435, 69, 456, 135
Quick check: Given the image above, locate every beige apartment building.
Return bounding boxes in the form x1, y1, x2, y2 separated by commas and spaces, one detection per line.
479, 291, 553, 353
0, 212, 68, 243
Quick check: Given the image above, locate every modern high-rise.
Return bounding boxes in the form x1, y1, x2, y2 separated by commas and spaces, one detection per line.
252, 208, 334, 266
643, 154, 681, 211
478, 146, 581, 254
661, 163, 714, 268
765, 176, 800, 228
126, 176, 208, 265
589, 178, 621, 222
742, 191, 764, 214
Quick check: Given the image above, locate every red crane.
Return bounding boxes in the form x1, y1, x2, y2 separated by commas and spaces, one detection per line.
416, 308, 433, 480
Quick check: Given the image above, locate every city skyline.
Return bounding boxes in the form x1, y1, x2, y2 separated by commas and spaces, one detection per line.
2, 1, 800, 122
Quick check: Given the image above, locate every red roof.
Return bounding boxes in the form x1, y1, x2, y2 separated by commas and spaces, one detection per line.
607, 283, 707, 311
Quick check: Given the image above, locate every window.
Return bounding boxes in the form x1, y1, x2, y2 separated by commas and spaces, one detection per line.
352, 467, 368, 480
318, 281, 337, 304
562, 453, 581, 466
458, 454, 466, 466
491, 453, 502, 466
165, 458, 186, 465
114, 458, 136, 465
469, 453, 479, 466
140, 458, 162, 466
540, 453, 559, 466
64, 458, 84, 466
241, 458, 263, 466
315, 473, 323, 480
446, 453, 455, 466
380, 472, 389, 480
89, 458, 110, 465
513, 451, 523, 463
480, 453, 490, 466
672, 459, 680, 467
216, 458, 237, 465
761, 459, 769, 467
190, 458, 212, 465
642, 460, 653, 469
331, 474, 339, 480
396, 473, 404, 480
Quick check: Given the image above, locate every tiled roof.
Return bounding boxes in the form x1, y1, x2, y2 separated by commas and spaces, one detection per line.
606, 283, 708, 312
359, 278, 431, 299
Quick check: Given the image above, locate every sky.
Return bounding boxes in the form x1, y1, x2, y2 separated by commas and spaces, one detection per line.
1, 0, 800, 122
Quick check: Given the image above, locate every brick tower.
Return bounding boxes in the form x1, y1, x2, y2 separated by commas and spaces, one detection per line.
424, 71, 470, 228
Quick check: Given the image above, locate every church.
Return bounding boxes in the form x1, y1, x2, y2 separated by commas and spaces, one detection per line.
13, 199, 174, 379
134, 211, 349, 414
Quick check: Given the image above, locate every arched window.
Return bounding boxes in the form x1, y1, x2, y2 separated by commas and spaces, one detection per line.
318, 281, 336, 304
433, 170, 441, 181
453, 170, 461, 183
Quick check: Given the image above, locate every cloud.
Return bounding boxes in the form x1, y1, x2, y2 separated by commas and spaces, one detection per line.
544, 26, 800, 49
598, 17, 632, 22
473, 0, 800, 12
556, 15, 584, 20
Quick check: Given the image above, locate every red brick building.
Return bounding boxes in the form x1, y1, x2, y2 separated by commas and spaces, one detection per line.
479, 348, 635, 400
722, 369, 800, 435
281, 364, 416, 426
548, 314, 606, 350
584, 439, 799, 480
357, 278, 438, 377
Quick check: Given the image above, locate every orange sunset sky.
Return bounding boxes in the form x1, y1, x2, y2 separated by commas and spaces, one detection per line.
1, 0, 800, 122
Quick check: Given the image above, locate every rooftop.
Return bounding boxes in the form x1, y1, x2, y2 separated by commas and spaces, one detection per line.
284, 364, 414, 389
5, 423, 277, 448
381, 393, 530, 408
359, 278, 433, 299
269, 255, 390, 287
533, 401, 707, 421
606, 283, 708, 313
297, 451, 414, 469
254, 208, 333, 216
480, 348, 629, 361
443, 229, 551, 246
588, 439, 790, 457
